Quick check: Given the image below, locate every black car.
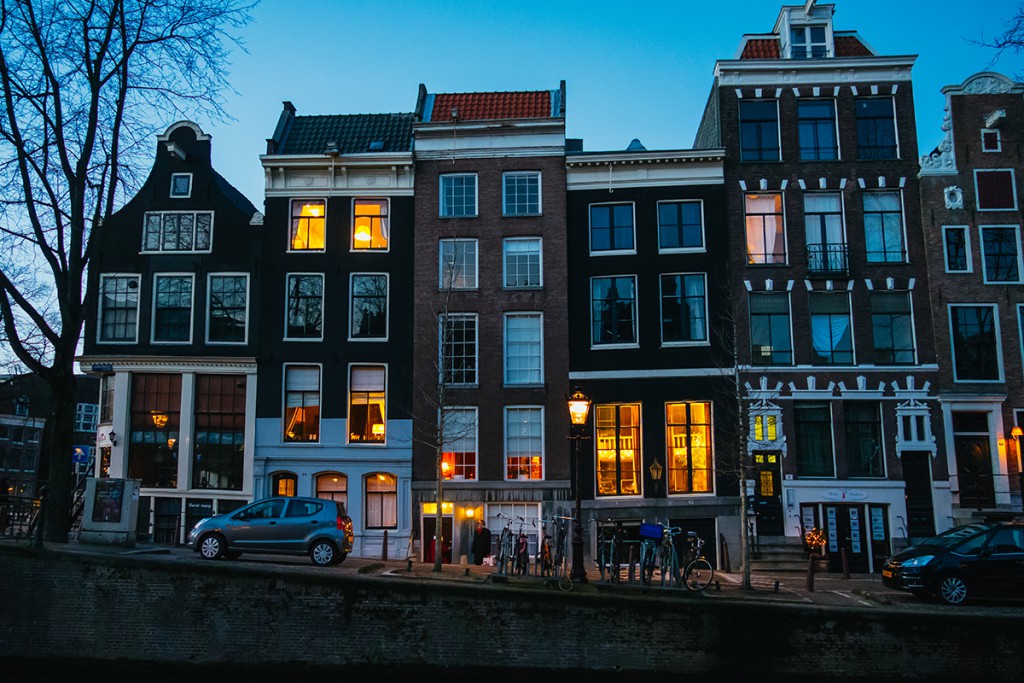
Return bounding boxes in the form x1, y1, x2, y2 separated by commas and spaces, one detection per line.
882, 521, 1024, 605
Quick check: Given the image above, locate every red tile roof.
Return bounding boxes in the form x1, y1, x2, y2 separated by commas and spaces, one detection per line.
740, 38, 780, 59
835, 35, 872, 57
432, 91, 551, 121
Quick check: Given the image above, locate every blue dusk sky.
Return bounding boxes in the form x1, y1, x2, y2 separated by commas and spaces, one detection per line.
197, 0, 1024, 205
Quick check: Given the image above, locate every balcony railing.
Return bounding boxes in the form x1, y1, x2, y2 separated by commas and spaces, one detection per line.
806, 242, 848, 276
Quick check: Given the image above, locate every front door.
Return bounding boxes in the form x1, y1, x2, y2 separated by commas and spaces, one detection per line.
952, 411, 995, 508
901, 451, 935, 541
824, 504, 870, 573
752, 451, 784, 536
423, 515, 453, 564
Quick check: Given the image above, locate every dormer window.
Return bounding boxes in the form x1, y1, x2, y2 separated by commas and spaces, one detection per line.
790, 25, 827, 59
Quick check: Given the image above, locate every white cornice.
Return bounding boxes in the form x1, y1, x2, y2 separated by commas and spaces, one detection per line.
715, 55, 916, 86
77, 356, 257, 373
414, 119, 565, 137
415, 146, 565, 161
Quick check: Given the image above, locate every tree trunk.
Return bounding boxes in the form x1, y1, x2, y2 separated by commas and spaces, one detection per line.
43, 369, 77, 543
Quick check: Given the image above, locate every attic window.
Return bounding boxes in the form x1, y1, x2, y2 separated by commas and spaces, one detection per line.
790, 25, 827, 59
170, 173, 192, 198
368, 141, 385, 152
982, 129, 1001, 153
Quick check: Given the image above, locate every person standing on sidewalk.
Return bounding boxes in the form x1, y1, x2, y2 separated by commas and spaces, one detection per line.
472, 519, 491, 565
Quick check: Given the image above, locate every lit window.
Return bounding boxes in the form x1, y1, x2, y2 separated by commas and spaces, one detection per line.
975, 169, 1017, 211
739, 101, 780, 162
595, 403, 640, 496
502, 172, 541, 216
856, 98, 897, 160
192, 375, 245, 491
943, 226, 971, 273
352, 199, 389, 250
442, 407, 478, 481
289, 200, 325, 251
503, 238, 542, 288
152, 274, 194, 343
439, 239, 478, 289
749, 292, 792, 365
591, 276, 637, 347
272, 473, 297, 497
207, 275, 248, 344
753, 415, 778, 442
589, 203, 635, 253
871, 291, 915, 364
365, 472, 397, 529
660, 273, 707, 344
797, 100, 838, 160
950, 305, 1001, 381
316, 473, 348, 508
658, 201, 704, 251
504, 313, 543, 385
350, 273, 388, 339
505, 407, 543, 480
98, 274, 140, 342
440, 314, 477, 385
440, 174, 478, 217
142, 211, 212, 252
127, 373, 181, 488
981, 226, 1022, 283
809, 292, 853, 365
665, 402, 712, 494
745, 194, 786, 264
863, 192, 905, 262
349, 365, 386, 443
285, 273, 323, 339
283, 365, 320, 443
169, 173, 192, 198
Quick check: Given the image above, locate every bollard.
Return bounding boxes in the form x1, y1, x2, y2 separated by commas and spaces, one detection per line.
464, 567, 470, 576
841, 547, 850, 579
805, 556, 815, 592
381, 529, 389, 561
33, 486, 49, 549
773, 579, 780, 593
720, 534, 731, 574
407, 559, 413, 572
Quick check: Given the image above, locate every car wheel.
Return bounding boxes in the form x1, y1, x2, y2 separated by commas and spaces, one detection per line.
310, 540, 339, 567
198, 533, 225, 560
937, 574, 969, 605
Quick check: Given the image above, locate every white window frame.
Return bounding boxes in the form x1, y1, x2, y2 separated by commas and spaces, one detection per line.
439, 173, 478, 218
151, 273, 195, 345
948, 303, 1004, 383
744, 192, 789, 265
974, 168, 1019, 212
870, 290, 918, 366
439, 313, 479, 386
659, 272, 709, 347
503, 312, 544, 386
862, 190, 907, 264
502, 171, 542, 216
351, 197, 390, 252
348, 272, 390, 341
788, 23, 830, 58
590, 274, 639, 350
942, 225, 972, 273
656, 199, 706, 254
982, 129, 1002, 153
441, 406, 478, 481
502, 237, 543, 289
141, 211, 214, 253
588, 202, 637, 255
347, 363, 388, 446
438, 238, 479, 290
288, 198, 327, 253
206, 272, 250, 345
75, 403, 99, 432
503, 405, 545, 481
97, 273, 141, 344
979, 225, 1024, 284
169, 173, 192, 198
282, 363, 322, 445
284, 272, 325, 341
808, 290, 855, 366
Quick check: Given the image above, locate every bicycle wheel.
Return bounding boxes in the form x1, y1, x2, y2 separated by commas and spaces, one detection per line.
683, 558, 714, 591
640, 543, 656, 585
558, 568, 573, 591
498, 529, 512, 573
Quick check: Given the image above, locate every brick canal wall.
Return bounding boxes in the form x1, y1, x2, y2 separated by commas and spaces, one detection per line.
1, 544, 1021, 679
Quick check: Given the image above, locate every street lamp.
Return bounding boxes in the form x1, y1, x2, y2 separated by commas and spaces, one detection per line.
1012, 426, 1023, 510
649, 458, 664, 498
566, 387, 592, 584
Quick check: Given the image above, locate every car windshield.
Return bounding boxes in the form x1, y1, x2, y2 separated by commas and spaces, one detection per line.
919, 523, 994, 549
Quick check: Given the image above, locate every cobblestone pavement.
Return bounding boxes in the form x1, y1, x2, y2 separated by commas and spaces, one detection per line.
9, 537, 1019, 615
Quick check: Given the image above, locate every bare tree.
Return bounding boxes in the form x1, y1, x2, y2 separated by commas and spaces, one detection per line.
972, 4, 1024, 73
0, 0, 253, 541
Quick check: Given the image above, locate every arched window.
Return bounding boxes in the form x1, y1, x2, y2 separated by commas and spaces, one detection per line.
316, 472, 348, 509
271, 471, 297, 497
365, 472, 397, 529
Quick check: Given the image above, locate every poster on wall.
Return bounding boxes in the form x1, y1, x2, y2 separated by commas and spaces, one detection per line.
92, 479, 124, 523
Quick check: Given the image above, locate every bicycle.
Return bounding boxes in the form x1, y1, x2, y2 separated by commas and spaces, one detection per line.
638, 522, 664, 586
680, 531, 714, 591
656, 526, 685, 587
534, 519, 553, 577
495, 512, 515, 575
597, 520, 623, 584
512, 515, 530, 577
549, 515, 573, 591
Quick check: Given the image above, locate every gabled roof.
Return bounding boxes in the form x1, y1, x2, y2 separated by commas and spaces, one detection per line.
267, 104, 414, 155
416, 83, 564, 123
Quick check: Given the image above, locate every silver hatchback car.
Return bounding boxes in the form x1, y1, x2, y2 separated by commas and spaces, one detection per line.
188, 496, 355, 566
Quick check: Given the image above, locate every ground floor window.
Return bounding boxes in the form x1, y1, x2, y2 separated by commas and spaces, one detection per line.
665, 401, 712, 493
365, 472, 397, 528
128, 373, 181, 488
316, 472, 348, 509
272, 471, 297, 497
595, 403, 640, 496
192, 375, 245, 490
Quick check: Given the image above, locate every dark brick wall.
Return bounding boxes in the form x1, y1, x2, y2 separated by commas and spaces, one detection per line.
2, 546, 1022, 678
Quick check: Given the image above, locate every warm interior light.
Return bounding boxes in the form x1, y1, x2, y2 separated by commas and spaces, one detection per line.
302, 203, 321, 217
151, 412, 169, 429
649, 458, 664, 482
372, 423, 385, 435
567, 388, 591, 425
465, 508, 475, 518
167, 438, 176, 449
353, 220, 372, 243
441, 461, 451, 474
1013, 426, 1023, 440
377, 473, 387, 482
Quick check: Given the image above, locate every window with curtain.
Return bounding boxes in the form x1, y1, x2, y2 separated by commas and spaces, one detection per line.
349, 365, 386, 443
591, 276, 637, 346
289, 200, 325, 251
844, 402, 884, 477
442, 407, 477, 480
863, 192, 905, 263
794, 402, 834, 477
504, 313, 543, 385
744, 194, 786, 264
665, 402, 712, 494
316, 472, 348, 509
871, 291, 915, 364
804, 193, 846, 274
505, 407, 543, 480
283, 365, 320, 442
809, 292, 853, 365
365, 473, 398, 528
272, 472, 297, 497
749, 292, 793, 365
660, 273, 707, 344
352, 199, 389, 250
595, 404, 640, 496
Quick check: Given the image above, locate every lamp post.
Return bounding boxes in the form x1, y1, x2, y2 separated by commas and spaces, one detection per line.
1013, 426, 1023, 511
649, 458, 664, 499
566, 388, 592, 584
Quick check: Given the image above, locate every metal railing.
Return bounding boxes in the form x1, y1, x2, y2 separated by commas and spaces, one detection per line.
806, 243, 848, 275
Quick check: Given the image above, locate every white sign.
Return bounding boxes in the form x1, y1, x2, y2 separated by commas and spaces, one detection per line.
822, 489, 868, 502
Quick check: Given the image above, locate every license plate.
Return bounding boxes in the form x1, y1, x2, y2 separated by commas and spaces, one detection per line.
882, 569, 892, 578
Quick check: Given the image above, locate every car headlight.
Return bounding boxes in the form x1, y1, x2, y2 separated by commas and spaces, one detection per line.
899, 555, 934, 567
